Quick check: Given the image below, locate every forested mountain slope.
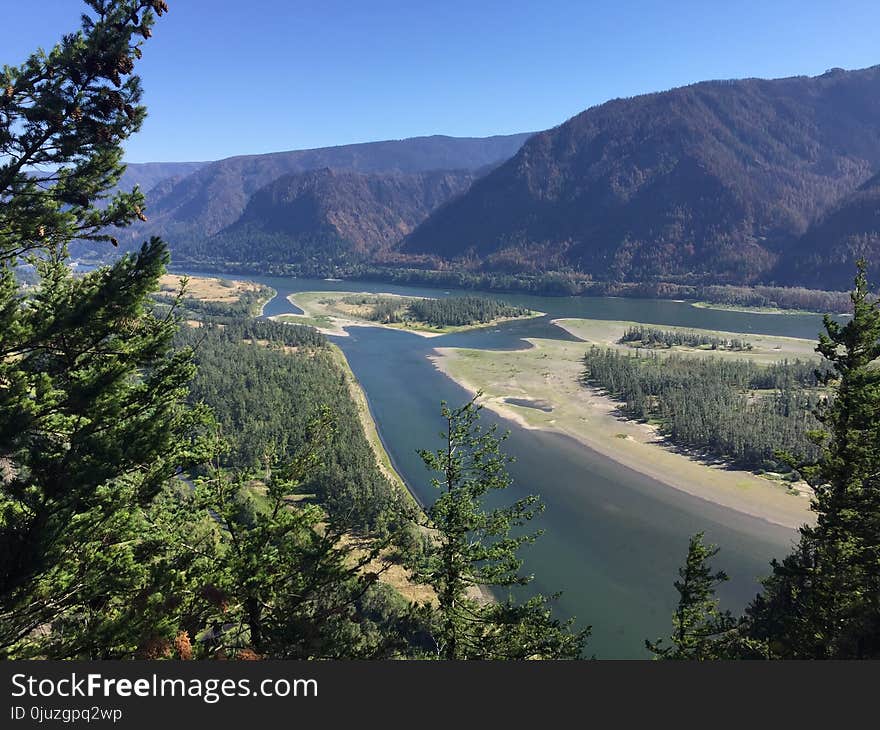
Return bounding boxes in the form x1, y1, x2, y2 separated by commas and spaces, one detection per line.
190, 167, 477, 264
116, 133, 531, 247
782, 172, 880, 290
403, 66, 880, 286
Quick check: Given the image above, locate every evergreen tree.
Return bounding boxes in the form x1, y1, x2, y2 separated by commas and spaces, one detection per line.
582, 347, 825, 471
0, 1, 211, 658
415, 397, 587, 659
178, 413, 403, 659
745, 261, 880, 658
0, 0, 168, 259
647, 533, 736, 659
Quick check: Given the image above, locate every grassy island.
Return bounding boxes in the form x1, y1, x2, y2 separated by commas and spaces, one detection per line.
278, 291, 542, 336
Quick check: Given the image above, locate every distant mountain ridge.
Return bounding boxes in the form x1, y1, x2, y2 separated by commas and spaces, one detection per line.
179, 167, 479, 264
116, 133, 532, 249
116, 161, 209, 198
105, 68, 880, 291
403, 66, 880, 286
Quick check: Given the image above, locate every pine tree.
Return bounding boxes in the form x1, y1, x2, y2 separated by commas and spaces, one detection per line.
0, 1, 212, 658
415, 397, 587, 659
1, 1, 168, 259
647, 533, 737, 659
182, 411, 413, 659
745, 261, 880, 658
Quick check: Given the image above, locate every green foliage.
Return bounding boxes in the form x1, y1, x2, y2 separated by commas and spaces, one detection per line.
0, 240, 212, 657
205, 316, 325, 348
407, 296, 530, 327
647, 533, 737, 660
582, 348, 825, 470
743, 261, 880, 658
339, 293, 530, 328
180, 416, 421, 659
654, 262, 880, 660
0, 0, 168, 259
175, 321, 401, 532
116, 414, 433, 661
0, 1, 208, 659
0, 0, 432, 661
619, 325, 752, 351
414, 397, 587, 659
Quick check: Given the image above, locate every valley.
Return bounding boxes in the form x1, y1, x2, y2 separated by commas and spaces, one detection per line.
8, 0, 880, 668
187, 269, 837, 657
104, 67, 880, 294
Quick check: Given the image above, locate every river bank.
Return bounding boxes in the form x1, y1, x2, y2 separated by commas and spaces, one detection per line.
430, 318, 817, 530
327, 343, 414, 507
329, 343, 496, 605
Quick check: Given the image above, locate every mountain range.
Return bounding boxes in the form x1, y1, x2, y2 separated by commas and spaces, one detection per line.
110, 134, 531, 250
186, 167, 480, 264
116, 161, 209, 198
404, 65, 880, 287
105, 66, 880, 290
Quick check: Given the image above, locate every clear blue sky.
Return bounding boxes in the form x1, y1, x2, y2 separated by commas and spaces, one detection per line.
3, 0, 879, 162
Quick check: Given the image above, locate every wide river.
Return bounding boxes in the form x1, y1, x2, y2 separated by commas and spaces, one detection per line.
182, 270, 830, 658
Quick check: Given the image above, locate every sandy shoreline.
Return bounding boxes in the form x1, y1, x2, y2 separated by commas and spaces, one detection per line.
429, 337, 815, 531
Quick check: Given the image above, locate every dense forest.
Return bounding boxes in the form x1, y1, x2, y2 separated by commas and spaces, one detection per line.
175, 319, 401, 533
618, 326, 752, 351
339, 294, 531, 327
582, 348, 826, 471
782, 172, 880, 291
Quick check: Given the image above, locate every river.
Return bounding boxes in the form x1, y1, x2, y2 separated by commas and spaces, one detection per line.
181, 270, 829, 658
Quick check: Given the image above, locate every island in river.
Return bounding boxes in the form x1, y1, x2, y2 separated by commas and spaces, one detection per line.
279, 285, 817, 527
273, 290, 542, 337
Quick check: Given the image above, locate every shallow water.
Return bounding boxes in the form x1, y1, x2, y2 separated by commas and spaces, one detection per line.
504, 397, 553, 412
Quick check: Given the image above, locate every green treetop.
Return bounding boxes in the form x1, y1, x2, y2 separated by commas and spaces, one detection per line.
746, 260, 880, 658
415, 397, 587, 659
1, 1, 169, 261
647, 532, 736, 660
0, 1, 214, 658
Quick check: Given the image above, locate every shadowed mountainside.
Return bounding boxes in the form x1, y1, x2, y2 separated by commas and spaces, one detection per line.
183, 167, 479, 264
403, 66, 880, 286
118, 133, 532, 247
783, 172, 880, 290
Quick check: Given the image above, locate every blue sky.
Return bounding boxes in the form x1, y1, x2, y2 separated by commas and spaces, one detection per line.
3, 1, 879, 162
